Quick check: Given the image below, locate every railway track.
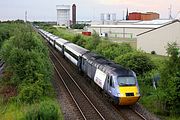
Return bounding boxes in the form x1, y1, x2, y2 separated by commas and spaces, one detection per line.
115, 105, 147, 120
38, 30, 150, 120
49, 44, 147, 120
49, 47, 105, 120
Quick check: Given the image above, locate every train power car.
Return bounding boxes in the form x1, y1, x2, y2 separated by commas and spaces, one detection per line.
38, 28, 140, 105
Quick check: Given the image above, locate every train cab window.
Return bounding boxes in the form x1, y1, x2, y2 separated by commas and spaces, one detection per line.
117, 77, 136, 86
109, 76, 114, 88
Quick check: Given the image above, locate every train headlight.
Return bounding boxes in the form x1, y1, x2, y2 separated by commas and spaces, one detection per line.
136, 92, 140, 96
118, 93, 124, 97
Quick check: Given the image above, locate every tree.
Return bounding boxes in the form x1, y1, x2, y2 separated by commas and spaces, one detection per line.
159, 42, 180, 115
114, 51, 155, 75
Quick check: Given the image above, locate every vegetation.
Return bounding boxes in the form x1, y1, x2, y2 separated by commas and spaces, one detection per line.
115, 51, 155, 75
36, 23, 180, 120
70, 24, 89, 29
0, 21, 63, 119
159, 43, 180, 115
139, 43, 180, 119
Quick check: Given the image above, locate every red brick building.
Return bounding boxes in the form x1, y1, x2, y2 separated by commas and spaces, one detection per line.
128, 12, 159, 21
128, 12, 141, 20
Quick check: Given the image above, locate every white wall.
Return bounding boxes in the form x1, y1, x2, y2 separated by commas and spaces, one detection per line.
137, 21, 180, 55
88, 27, 151, 38
57, 6, 70, 27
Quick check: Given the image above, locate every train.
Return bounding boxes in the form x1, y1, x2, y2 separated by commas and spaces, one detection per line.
37, 28, 140, 105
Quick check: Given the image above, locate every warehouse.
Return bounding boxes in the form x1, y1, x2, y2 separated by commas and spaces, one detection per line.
87, 19, 180, 56
87, 20, 171, 38
88, 24, 159, 38
137, 19, 180, 56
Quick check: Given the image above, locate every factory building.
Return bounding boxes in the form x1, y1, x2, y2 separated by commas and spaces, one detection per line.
141, 12, 159, 20
88, 20, 169, 38
87, 19, 180, 55
72, 4, 76, 25
137, 20, 180, 55
56, 5, 70, 27
128, 12, 159, 21
128, 12, 141, 20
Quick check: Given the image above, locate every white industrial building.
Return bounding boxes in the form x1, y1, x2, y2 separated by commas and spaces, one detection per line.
87, 19, 180, 55
137, 20, 180, 55
56, 5, 70, 27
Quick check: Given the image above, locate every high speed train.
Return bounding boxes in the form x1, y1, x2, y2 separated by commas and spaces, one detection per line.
38, 28, 140, 105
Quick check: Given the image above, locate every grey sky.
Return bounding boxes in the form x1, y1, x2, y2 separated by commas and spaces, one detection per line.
0, 0, 180, 21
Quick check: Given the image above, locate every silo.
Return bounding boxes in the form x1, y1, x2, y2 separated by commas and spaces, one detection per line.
72, 4, 76, 25
100, 13, 105, 24
106, 13, 111, 20
100, 13, 105, 21
56, 5, 70, 27
112, 13, 116, 21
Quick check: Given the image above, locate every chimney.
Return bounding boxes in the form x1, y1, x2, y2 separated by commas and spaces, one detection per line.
72, 4, 76, 25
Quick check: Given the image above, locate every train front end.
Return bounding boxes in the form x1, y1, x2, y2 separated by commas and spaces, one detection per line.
117, 76, 140, 105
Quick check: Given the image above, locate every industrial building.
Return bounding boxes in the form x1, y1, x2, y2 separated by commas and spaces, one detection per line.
56, 5, 70, 27
128, 12, 159, 21
137, 19, 180, 55
88, 20, 170, 38
87, 19, 180, 55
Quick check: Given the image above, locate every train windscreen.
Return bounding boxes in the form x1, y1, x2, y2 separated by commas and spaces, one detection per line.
117, 77, 136, 86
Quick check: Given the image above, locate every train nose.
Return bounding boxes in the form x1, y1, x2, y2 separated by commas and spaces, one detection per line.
119, 96, 140, 105
119, 86, 140, 105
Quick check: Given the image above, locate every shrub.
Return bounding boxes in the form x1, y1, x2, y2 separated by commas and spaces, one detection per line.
159, 42, 180, 115
139, 70, 160, 87
95, 42, 133, 60
18, 82, 43, 104
151, 51, 156, 54
25, 100, 60, 120
72, 34, 82, 43
115, 51, 155, 75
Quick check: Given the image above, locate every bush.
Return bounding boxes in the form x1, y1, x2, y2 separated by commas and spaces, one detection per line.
159, 43, 180, 115
25, 100, 60, 120
95, 42, 133, 60
151, 51, 156, 54
0, 24, 53, 102
18, 82, 43, 104
115, 51, 155, 75
70, 24, 88, 29
139, 70, 160, 88
72, 34, 82, 43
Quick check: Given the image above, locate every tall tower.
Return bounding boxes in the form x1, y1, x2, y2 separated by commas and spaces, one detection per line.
72, 4, 76, 25
112, 13, 116, 21
56, 5, 70, 27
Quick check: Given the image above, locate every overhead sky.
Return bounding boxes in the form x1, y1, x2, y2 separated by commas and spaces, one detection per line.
0, 0, 180, 21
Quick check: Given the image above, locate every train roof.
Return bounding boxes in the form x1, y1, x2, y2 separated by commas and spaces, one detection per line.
65, 43, 89, 56
56, 38, 69, 45
83, 52, 134, 76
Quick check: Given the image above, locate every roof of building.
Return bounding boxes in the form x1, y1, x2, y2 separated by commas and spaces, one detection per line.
137, 19, 180, 36
134, 19, 172, 25
90, 24, 162, 29
90, 19, 175, 29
